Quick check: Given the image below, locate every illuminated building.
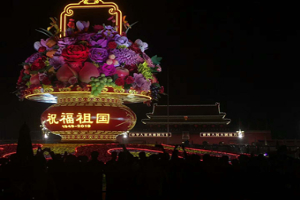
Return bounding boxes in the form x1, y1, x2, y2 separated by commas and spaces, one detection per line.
124, 103, 272, 145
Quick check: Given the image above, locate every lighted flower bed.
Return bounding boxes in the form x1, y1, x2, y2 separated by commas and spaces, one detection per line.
1, 143, 241, 161
161, 144, 240, 160
0, 144, 42, 158
33, 143, 86, 155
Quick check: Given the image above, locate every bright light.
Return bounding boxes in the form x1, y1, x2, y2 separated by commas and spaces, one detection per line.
44, 134, 48, 139
237, 130, 244, 138
123, 132, 128, 138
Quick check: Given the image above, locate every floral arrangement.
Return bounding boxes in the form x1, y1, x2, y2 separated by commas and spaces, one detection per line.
15, 17, 165, 103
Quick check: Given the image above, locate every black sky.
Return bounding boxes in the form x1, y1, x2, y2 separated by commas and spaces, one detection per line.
1, 0, 300, 139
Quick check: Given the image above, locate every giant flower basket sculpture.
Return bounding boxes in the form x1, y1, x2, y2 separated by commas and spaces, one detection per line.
15, 0, 164, 142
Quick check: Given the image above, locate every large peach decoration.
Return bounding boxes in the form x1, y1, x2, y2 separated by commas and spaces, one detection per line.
15, 0, 164, 142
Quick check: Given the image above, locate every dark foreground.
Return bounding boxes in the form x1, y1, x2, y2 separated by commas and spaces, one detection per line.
0, 145, 299, 200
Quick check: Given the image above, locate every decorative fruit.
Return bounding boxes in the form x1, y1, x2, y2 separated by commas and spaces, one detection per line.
24, 69, 30, 74
68, 62, 82, 73
109, 54, 116, 59
106, 59, 113, 65
79, 62, 100, 83
151, 75, 158, 83
113, 60, 119, 66
30, 74, 40, 85
115, 67, 129, 79
90, 74, 115, 96
56, 64, 78, 83
24, 65, 30, 70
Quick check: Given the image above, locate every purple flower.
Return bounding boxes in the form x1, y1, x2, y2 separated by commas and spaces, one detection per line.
100, 26, 117, 39
25, 53, 41, 64
49, 56, 65, 70
133, 73, 151, 91
113, 34, 121, 40
105, 25, 115, 30
34, 38, 53, 51
115, 36, 131, 47
99, 63, 116, 76
90, 38, 108, 47
58, 37, 77, 48
91, 33, 103, 41
112, 48, 140, 65
89, 48, 108, 63
76, 21, 90, 31
77, 33, 94, 41
135, 39, 148, 52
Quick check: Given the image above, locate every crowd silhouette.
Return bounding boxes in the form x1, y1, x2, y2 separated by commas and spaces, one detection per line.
1, 143, 300, 200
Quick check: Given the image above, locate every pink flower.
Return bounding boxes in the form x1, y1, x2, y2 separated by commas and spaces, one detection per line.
143, 53, 155, 68
99, 64, 116, 76
156, 65, 162, 72
133, 73, 151, 91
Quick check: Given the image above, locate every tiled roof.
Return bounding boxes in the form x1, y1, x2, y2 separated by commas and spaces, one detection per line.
142, 103, 231, 125
148, 103, 225, 116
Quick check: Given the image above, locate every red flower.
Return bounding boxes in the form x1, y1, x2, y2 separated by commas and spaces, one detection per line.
115, 77, 124, 86
17, 69, 25, 84
68, 19, 75, 29
31, 57, 46, 71
129, 42, 142, 54
38, 46, 46, 53
124, 64, 138, 73
125, 76, 134, 84
42, 77, 51, 85
94, 25, 104, 32
159, 86, 164, 94
61, 45, 89, 62
108, 41, 117, 49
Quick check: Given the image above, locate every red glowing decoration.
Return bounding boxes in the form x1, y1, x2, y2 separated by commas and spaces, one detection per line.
40, 97, 136, 142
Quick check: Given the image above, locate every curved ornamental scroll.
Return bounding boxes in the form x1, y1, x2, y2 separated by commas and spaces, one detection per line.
60, 0, 122, 37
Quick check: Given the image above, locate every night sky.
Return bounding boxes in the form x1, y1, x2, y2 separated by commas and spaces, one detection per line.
1, 0, 300, 139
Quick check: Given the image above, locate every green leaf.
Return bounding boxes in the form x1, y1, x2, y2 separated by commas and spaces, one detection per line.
113, 74, 119, 81
22, 74, 31, 80
124, 83, 132, 90
125, 21, 139, 34
26, 81, 31, 88
29, 65, 53, 74
152, 83, 160, 87
39, 28, 54, 36
35, 29, 53, 37
53, 45, 60, 49
20, 62, 29, 66
151, 55, 162, 65
150, 67, 159, 73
